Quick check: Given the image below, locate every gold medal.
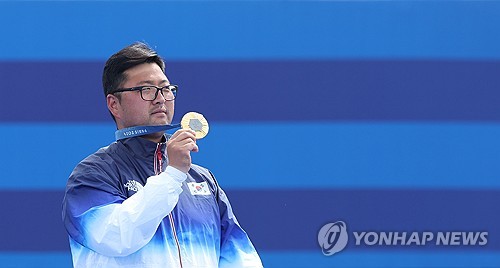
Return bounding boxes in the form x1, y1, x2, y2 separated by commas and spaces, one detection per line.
180, 112, 209, 139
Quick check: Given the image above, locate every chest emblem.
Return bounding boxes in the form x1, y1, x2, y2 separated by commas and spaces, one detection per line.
124, 180, 144, 192
187, 182, 211, 196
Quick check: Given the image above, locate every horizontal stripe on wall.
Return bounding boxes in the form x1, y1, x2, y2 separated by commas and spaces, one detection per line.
1, 122, 499, 190
1, 189, 498, 252
1, 60, 500, 122
261, 251, 500, 268
236, 189, 500, 251
1, 251, 499, 268
0, 1, 499, 60
0, 252, 71, 268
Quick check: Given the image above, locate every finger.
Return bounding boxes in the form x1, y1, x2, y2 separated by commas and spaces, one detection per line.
169, 129, 183, 139
180, 131, 197, 141
177, 137, 198, 149
184, 129, 196, 136
170, 128, 195, 139
171, 129, 196, 141
168, 135, 197, 150
172, 139, 196, 150
184, 130, 197, 142
171, 135, 197, 147
184, 142, 199, 153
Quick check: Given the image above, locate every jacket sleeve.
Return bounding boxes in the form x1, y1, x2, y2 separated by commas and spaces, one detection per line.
214, 178, 264, 268
62, 164, 186, 257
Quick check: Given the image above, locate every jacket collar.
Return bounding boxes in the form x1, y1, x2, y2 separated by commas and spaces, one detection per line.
119, 135, 167, 160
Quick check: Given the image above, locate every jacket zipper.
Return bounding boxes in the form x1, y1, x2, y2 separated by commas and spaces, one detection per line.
168, 213, 183, 268
155, 143, 183, 268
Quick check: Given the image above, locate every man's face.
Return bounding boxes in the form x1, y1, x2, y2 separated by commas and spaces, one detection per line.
110, 63, 174, 129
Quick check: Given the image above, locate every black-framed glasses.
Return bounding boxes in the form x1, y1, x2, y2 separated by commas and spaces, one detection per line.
110, 85, 178, 101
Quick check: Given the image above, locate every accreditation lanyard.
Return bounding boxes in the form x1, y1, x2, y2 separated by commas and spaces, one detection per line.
115, 124, 181, 141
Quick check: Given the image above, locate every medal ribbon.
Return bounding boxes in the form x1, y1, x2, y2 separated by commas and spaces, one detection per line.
115, 124, 181, 141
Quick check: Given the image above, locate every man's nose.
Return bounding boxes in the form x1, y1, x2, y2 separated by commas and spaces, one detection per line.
154, 89, 166, 104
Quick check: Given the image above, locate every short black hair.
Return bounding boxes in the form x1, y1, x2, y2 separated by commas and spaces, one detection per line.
103, 42, 165, 96
102, 42, 165, 121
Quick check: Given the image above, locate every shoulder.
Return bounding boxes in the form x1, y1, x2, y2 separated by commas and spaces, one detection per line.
69, 142, 123, 184
189, 164, 218, 184
75, 144, 118, 171
65, 142, 132, 198
189, 163, 211, 175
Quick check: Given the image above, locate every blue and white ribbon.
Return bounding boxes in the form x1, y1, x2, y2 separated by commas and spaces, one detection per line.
115, 124, 181, 141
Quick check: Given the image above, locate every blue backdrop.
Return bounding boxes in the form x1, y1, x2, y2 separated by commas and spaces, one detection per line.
1, 1, 499, 267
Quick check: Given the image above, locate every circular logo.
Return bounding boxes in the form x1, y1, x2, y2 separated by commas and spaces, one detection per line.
318, 221, 348, 256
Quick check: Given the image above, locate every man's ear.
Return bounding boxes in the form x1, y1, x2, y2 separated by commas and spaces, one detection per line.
107, 94, 121, 120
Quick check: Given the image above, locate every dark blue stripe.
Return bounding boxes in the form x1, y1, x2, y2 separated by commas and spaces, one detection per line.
232, 189, 500, 252
1, 190, 498, 251
1, 1, 500, 60
1, 191, 69, 251
1, 61, 500, 122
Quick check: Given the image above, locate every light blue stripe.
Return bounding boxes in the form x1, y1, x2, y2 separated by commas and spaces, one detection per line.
200, 122, 500, 189
1, 122, 500, 190
0, 123, 116, 190
260, 250, 500, 268
0, 250, 499, 268
0, 252, 72, 268
0, 1, 499, 60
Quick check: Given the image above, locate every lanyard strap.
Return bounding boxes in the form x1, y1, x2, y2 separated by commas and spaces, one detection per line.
115, 124, 181, 141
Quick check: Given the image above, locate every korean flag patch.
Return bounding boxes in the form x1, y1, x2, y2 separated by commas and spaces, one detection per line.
187, 181, 211, 196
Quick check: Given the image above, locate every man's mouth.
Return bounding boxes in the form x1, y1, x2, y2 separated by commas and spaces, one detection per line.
151, 109, 167, 115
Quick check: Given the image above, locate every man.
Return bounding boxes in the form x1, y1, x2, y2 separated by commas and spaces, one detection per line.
62, 42, 263, 268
